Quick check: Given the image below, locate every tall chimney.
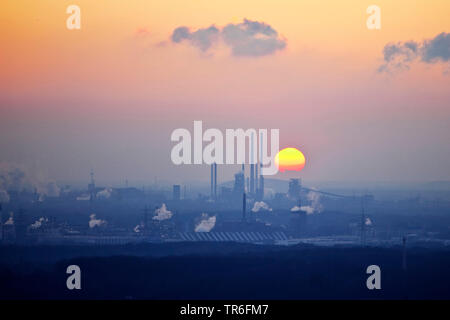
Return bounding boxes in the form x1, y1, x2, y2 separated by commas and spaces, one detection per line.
250, 131, 255, 194
255, 162, 258, 192
242, 193, 246, 222
259, 172, 264, 200
210, 164, 213, 198
214, 163, 217, 199
250, 164, 255, 194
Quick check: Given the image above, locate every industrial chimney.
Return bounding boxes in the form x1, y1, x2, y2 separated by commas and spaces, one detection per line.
242, 192, 246, 222
214, 163, 217, 199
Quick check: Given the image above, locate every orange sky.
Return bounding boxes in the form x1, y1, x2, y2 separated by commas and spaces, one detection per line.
1, 0, 449, 102
0, 0, 449, 182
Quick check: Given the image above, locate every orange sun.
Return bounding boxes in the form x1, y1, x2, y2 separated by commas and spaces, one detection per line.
275, 147, 306, 172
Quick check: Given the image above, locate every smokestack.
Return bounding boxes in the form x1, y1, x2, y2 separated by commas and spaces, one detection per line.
259, 172, 264, 200
250, 131, 255, 194
255, 132, 258, 192
258, 131, 263, 199
250, 164, 255, 194
255, 162, 258, 191
242, 193, 246, 222
210, 164, 213, 198
214, 163, 217, 199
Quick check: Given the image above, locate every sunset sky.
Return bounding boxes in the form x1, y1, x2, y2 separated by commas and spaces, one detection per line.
0, 0, 449, 185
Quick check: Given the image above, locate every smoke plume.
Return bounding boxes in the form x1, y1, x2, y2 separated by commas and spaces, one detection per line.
96, 188, 112, 199
4, 214, 14, 225
89, 214, 107, 228
195, 213, 216, 232
290, 189, 323, 215
153, 203, 173, 221
0, 162, 60, 202
134, 223, 143, 233
251, 201, 272, 213
29, 217, 48, 230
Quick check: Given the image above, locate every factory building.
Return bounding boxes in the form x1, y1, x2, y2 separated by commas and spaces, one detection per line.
179, 231, 288, 243
288, 178, 302, 200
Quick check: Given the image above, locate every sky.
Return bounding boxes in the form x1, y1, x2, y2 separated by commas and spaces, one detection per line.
0, 0, 449, 185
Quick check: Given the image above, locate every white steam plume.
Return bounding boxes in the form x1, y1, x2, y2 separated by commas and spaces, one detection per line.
134, 224, 143, 233
76, 194, 90, 201
96, 188, 112, 199
4, 214, 14, 225
290, 189, 323, 215
251, 201, 272, 213
153, 203, 173, 221
29, 217, 48, 230
0, 162, 60, 200
195, 214, 216, 232
89, 214, 107, 228
291, 205, 314, 215
307, 189, 323, 213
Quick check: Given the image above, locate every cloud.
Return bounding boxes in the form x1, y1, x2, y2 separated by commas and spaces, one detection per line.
195, 213, 216, 232
170, 19, 286, 57
153, 203, 173, 221
222, 19, 286, 57
378, 41, 419, 72
171, 25, 220, 52
422, 32, 450, 63
379, 32, 450, 73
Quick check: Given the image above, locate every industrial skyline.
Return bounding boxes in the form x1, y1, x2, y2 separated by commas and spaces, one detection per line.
1, 0, 449, 302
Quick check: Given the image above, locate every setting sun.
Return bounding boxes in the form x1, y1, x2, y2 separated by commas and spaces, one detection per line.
275, 147, 306, 172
